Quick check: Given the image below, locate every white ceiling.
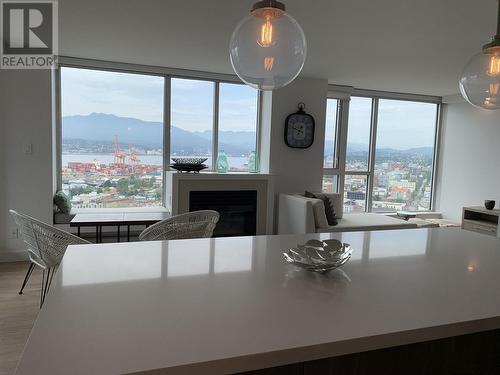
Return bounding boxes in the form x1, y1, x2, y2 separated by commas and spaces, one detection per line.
59, 0, 497, 96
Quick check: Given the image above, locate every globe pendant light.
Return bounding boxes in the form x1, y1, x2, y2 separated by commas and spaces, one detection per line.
229, 0, 307, 91
459, 0, 500, 110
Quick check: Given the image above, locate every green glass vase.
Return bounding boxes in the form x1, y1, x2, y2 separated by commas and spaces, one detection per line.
248, 151, 259, 173
216, 150, 229, 173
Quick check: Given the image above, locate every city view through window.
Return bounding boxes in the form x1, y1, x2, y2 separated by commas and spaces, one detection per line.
323, 97, 438, 213
61, 67, 436, 212
60, 67, 258, 209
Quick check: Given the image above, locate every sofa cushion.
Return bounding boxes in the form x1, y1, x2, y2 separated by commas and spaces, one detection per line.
301, 196, 329, 229
305, 191, 338, 225
315, 213, 418, 233
322, 193, 343, 219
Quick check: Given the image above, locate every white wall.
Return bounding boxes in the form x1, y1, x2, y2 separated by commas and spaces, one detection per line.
262, 77, 328, 194
435, 101, 500, 221
259, 78, 328, 232
0, 70, 54, 261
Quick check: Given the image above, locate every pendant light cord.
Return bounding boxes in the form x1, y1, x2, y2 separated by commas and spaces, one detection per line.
497, 0, 500, 36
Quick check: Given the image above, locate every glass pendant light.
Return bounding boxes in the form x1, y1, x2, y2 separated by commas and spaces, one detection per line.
459, 0, 500, 110
229, 0, 307, 91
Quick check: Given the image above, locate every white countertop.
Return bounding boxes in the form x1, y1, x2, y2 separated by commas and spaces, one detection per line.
16, 228, 500, 375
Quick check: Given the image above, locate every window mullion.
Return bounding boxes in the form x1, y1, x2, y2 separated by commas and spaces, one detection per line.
255, 90, 262, 166
212, 82, 220, 171
55, 67, 62, 192
366, 98, 379, 212
430, 103, 443, 211
337, 98, 349, 194
163, 76, 171, 207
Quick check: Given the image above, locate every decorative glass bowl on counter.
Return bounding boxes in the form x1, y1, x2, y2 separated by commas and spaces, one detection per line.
283, 239, 352, 273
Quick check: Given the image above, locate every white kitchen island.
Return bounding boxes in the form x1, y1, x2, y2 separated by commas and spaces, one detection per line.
15, 228, 500, 374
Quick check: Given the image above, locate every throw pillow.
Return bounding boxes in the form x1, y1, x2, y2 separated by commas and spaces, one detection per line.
304, 191, 338, 226
53, 191, 72, 214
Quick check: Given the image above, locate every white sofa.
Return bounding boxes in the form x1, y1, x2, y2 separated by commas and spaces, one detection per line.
278, 193, 421, 234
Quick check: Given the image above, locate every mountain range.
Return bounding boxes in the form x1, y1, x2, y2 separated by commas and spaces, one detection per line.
62, 113, 433, 157
62, 113, 256, 156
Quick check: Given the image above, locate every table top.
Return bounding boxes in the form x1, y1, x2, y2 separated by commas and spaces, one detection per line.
70, 212, 170, 225
16, 228, 500, 375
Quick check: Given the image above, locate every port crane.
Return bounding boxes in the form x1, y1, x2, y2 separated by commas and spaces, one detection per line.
114, 135, 126, 164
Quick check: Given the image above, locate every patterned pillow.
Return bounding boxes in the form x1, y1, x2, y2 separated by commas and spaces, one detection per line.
304, 191, 338, 226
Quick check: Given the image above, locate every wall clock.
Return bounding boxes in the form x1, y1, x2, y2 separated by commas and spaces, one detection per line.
284, 103, 315, 148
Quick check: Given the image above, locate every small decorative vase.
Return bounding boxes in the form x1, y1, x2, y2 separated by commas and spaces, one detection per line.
216, 150, 229, 173
485, 200, 496, 210
248, 150, 259, 173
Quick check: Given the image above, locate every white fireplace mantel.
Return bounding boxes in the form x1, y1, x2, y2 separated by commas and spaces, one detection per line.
166, 172, 274, 235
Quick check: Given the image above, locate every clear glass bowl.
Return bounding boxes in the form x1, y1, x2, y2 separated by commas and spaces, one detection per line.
283, 239, 352, 273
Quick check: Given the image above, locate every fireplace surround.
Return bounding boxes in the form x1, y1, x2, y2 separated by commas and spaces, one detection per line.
166, 172, 273, 235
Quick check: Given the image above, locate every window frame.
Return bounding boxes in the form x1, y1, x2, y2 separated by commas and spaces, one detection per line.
55, 57, 261, 209
324, 86, 442, 213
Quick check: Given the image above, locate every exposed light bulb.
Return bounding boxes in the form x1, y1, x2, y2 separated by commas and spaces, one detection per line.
264, 56, 274, 71
487, 54, 500, 76
259, 15, 274, 47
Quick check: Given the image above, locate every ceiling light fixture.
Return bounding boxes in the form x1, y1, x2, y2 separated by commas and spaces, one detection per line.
229, 0, 307, 91
459, 0, 500, 110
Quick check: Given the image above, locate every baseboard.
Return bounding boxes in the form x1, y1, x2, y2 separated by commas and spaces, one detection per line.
0, 250, 29, 263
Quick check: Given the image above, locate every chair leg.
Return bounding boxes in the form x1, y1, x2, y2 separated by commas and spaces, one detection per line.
40, 269, 45, 308
19, 262, 35, 295
40, 267, 52, 307
47, 266, 56, 291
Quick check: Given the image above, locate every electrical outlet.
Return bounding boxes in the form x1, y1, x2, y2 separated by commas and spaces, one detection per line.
9, 228, 19, 239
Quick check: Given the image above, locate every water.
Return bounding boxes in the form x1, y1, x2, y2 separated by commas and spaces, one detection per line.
62, 154, 250, 170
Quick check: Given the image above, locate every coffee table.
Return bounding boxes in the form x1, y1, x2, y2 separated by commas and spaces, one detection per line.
70, 212, 170, 242
396, 211, 418, 221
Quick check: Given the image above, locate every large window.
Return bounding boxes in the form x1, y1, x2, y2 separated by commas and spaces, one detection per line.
59, 63, 260, 209
373, 99, 438, 211
60, 67, 165, 208
345, 97, 372, 172
171, 78, 214, 168
218, 82, 259, 171
170, 79, 259, 172
322, 99, 339, 193
323, 94, 439, 213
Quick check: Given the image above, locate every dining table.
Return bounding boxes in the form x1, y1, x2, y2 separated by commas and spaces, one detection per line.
70, 211, 170, 242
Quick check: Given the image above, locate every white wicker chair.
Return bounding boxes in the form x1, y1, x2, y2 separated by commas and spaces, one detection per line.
138, 210, 220, 241
9, 210, 91, 306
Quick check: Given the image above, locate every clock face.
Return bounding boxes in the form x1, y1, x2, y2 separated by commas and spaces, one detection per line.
285, 113, 315, 148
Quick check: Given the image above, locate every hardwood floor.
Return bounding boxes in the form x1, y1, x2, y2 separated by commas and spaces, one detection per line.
0, 262, 41, 375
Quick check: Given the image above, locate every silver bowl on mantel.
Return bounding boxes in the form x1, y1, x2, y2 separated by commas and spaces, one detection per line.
282, 239, 352, 273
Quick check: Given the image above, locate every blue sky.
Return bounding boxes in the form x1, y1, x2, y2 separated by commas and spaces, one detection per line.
325, 96, 438, 150
62, 67, 437, 149
61, 67, 258, 132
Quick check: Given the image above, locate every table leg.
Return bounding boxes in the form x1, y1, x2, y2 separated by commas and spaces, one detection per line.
127, 225, 130, 242
78, 226, 81, 237
117, 225, 121, 243
96, 226, 99, 243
